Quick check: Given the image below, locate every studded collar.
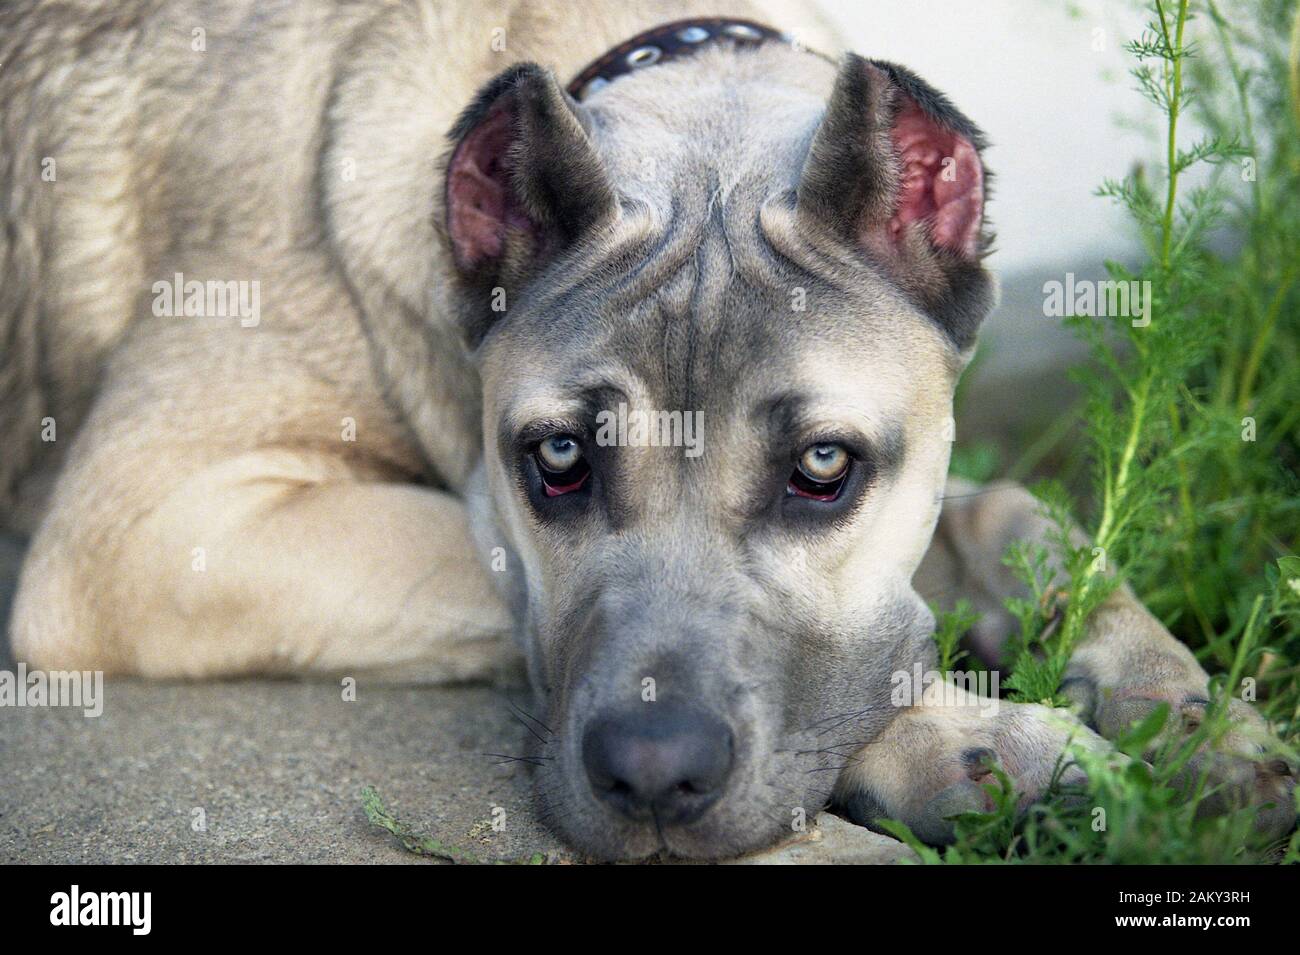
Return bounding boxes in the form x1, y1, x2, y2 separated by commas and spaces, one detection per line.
566, 17, 793, 101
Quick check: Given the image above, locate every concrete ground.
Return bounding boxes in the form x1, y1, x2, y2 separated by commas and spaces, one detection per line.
0, 269, 1080, 864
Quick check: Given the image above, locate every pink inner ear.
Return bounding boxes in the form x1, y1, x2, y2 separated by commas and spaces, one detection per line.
447, 105, 534, 269
889, 101, 983, 258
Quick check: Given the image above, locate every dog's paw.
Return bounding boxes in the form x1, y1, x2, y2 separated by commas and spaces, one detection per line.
1066, 679, 1298, 841
834, 699, 1109, 845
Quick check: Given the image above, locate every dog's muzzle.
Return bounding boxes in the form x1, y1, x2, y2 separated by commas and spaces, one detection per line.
581, 704, 735, 825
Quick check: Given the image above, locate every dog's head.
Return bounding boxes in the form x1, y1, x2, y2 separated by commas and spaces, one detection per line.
440, 43, 992, 860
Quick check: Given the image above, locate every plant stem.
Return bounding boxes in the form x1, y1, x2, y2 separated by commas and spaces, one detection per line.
1155, 0, 1190, 273
1063, 1, 1191, 668
1206, 1, 1260, 211
1236, 266, 1299, 413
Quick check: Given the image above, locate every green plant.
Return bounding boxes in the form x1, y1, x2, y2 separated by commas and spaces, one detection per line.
926, 0, 1300, 864
361, 787, 547, 864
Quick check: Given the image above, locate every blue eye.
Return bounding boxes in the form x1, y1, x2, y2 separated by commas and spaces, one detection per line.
788, 443, 851, 501
534, 435, 589, 498
538, 435, 582, 472
800, 444, 849, 482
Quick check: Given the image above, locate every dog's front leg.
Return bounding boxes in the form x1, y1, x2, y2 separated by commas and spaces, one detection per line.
834, 678, 1108, 845
899, 478, 1297, 841
11, 444, 519, 684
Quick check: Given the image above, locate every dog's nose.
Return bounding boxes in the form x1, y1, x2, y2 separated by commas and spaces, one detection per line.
582, 705, 734, 825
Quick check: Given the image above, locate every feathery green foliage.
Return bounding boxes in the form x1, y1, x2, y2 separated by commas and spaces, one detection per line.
925, 0, 1300, 864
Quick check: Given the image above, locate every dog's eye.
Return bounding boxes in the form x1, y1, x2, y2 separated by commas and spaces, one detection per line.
788, 443, 851, 501
534, 435, 590, 497
538, 434, 582, 471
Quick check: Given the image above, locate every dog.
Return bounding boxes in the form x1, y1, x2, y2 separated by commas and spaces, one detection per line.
1, 0, 1293, 860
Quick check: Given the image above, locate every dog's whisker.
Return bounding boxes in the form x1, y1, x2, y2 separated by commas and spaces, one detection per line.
505, 696, 556, 737
506, 709, 552, 747
482, 752, 551, 766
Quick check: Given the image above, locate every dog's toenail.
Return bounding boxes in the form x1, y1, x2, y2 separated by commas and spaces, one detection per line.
962, 747, 998, 778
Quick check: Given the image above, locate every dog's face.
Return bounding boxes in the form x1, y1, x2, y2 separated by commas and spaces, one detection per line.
443, 46, 992, 859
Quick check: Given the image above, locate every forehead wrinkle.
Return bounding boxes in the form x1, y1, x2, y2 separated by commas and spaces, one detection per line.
712, 180, 853, 359
601, 210, 729, 417
752, 209, 849, 302
602, 195, 700, 312
513, 200, 680, 338
755, 196, 867, 297
681, 218, 733, 413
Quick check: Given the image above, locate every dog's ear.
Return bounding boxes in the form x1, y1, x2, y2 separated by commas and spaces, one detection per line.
796, 55, 993, 351
443, 63, 618, 345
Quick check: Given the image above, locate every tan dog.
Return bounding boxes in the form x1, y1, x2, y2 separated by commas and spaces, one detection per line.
1, 0, 1292, 859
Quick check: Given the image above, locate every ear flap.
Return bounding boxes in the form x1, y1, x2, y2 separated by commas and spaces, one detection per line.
444, 63, 618, 342
796, 55, 993, 351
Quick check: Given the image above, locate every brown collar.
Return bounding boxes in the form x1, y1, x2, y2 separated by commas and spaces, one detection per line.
566, 17, 792, 101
